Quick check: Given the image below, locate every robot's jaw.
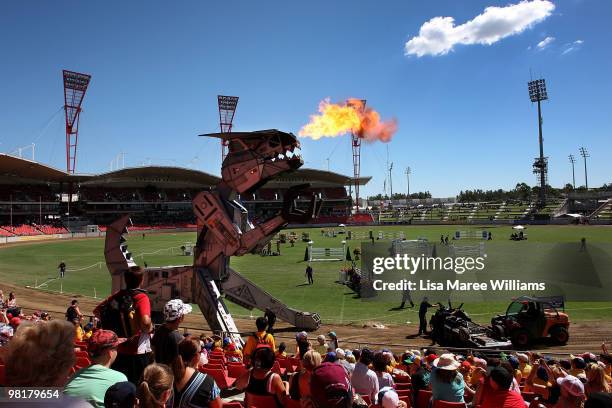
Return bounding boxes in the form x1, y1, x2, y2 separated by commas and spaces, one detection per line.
221, 130, 303, 193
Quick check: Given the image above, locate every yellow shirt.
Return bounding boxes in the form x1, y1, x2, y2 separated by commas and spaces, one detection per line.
243, 331, 276, 360
75, 326, 84, 342
520, 363, 532, 378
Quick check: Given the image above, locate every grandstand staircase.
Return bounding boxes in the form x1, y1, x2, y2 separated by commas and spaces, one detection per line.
589, 199, 612, 220
494, 202, 506, 220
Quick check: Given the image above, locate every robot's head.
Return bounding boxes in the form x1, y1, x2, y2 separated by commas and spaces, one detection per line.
201, 129, 303, 193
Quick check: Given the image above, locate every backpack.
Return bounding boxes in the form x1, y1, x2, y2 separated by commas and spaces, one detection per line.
98, 289, 145, 338
253, 332, 272, 347
310, 362, 352, 408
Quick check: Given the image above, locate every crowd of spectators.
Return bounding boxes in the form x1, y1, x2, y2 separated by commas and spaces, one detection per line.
1, 281, 612, 408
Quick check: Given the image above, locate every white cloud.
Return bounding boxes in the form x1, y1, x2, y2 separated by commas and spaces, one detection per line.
405, 0, 555, 57
536, 36, 555, 49
561, 40, 584, 55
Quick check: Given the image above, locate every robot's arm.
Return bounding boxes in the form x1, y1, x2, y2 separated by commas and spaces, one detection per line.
236, 215, 286, 255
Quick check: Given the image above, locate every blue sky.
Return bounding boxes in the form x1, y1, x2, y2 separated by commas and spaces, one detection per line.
1, 0, 610, 197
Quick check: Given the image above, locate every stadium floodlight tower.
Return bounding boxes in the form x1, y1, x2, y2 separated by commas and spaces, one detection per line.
63, 70, 91, 174
568, 154, 576, 189
528, 78, 549, 207
348, 99, 366, 214
217, 95, 239, 161
579, 147, 589, 189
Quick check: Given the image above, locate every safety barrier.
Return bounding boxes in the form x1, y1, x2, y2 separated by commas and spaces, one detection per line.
307, 240, 346, 262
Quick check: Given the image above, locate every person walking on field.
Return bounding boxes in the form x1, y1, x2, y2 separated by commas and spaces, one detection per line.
400, 286, 415, 309
58, 261, 67, 279
305, 264, 314, 285
418, 297, 437, 336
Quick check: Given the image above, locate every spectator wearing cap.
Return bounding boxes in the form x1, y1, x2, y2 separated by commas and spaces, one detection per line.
378, 387, 408, 408
475, 366, 526, 408
104, 381, 138, 408
224, 338, 243, 363
242, 316, 276, 364
314, 334, 328, 355
556, 375, 586, 407
571, 356, 588, 378
516, 353, 532, 378
64, 329, 128, 408
430, 353, 465, 403
328, 331, 339, 350
351, 348, 379, 403
151, 298, 192, 365
336, 348, 354, 376
407, 356, 430, 406
295, 331, 311, 359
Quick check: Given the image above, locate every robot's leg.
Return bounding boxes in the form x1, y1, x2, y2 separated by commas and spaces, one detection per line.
193, 267, 243, 346
223, 267, 321, 331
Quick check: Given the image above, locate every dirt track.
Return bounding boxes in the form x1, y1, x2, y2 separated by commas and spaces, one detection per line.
7, 282, 610, 356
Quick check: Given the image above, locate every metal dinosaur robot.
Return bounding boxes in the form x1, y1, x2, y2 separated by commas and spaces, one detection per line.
104, 129, 322, 346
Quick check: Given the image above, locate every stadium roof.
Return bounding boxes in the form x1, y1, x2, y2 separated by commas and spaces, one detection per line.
269, 168, 371, 187
0, 154, 73, 183
0, 155, 369, 187
81, 166, 221, 187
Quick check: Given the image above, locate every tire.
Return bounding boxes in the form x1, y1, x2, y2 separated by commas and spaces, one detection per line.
550, 326, 569, 345
492, 324, 505, 339
511, 329, 531, 348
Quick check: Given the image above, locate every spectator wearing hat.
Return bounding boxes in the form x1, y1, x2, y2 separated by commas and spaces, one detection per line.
430, 353, 465, 403
242, 317, 276, 364
328, 331, 339, 350
314, 334, 328, 355
571, 356, 588, 378
378, 387, 408, 408
475, 366, 526, 408
65, 329, 128, 407
407, 356, 430, 406
152, 298, 192, 365
336, 348, 354, 376
516, 353, 532, 378
556, 375, 586, 407
224, 338, 243, 363
104, 381, 138, 408
296, 331, 311, 359
351, 348, 379, 403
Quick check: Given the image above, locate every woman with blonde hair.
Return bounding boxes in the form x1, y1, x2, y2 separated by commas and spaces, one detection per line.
585, 363, 612, 397
138, 363, 174, 408
288, 349, 322, 407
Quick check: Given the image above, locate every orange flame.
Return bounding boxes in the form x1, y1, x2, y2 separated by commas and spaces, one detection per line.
299, 98, 397, 142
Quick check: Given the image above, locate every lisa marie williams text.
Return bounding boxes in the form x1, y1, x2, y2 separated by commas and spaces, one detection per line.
373, 279, 546, 292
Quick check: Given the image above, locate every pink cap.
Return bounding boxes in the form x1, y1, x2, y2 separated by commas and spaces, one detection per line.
557, 375, 584, 397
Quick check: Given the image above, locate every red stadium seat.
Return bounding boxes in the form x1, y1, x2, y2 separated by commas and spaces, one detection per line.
432, 401, 466, 408
245, 393, 279, 407
223, 402, 243, 408
396, 382, 412, 390
360, 395, 371, 405
272, 360, 286, 376
284, 398, 301, 408
416, 390, 432, 408
200, 367, 235, 390
75, 356, 91, 368
227, 363, 248, 379
0, 364, 6, 386
399, 395, 412, 407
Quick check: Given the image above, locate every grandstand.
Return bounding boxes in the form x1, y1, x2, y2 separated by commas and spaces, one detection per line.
0, 154, 369, 236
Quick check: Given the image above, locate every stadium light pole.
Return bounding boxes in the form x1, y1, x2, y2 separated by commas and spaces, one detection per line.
568, 154, 576, 189
579, 147, 589, 189
405, 166, 411, 205
528, 78, 549, 207
388, 162, 393, 199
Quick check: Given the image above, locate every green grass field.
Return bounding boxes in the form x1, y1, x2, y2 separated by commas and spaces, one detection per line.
1, 225, 611, 324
